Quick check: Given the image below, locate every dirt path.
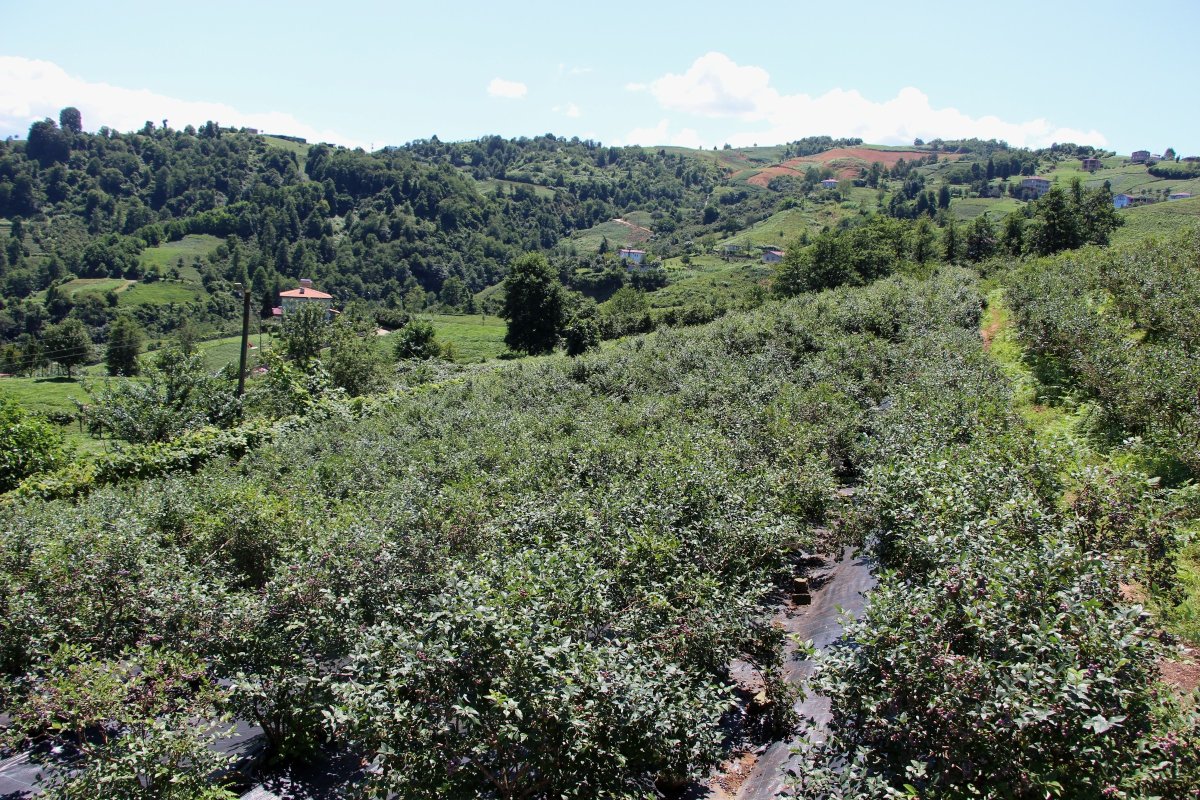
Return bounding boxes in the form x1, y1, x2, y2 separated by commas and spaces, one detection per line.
611, 218, 653, 242
688, 546, 876, 800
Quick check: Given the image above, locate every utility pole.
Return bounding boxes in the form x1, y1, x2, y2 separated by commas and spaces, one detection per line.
235, 283, 252, 397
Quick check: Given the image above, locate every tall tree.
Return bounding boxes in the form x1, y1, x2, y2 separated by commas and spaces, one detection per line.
26, 118, 69, 166
965, 215, 998, 262
1001, 213, 1025, 257
280, 302, 329, 369
941, 220, 961, 263
42, 318, 92, 378
105, 315, 144, 376
58, 107, 83, 134
502, 253, 565, 355
911, 218, 936, 264
1028, 187, 1083, 256
327, 317, 386, 396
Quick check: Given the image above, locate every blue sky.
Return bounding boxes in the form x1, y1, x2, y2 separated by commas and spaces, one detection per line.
2, 0, 1197, 155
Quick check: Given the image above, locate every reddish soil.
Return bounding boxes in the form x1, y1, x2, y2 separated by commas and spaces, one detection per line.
710, 751, 759, 796
1160, 647, 1200, 696
747, 147, 963, 187
981, 316, 1002, 351
784, 147, 949, 169
746, 166, 801, 187
1119, 582, 1149, 604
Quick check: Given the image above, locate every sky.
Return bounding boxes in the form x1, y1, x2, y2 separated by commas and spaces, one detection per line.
1, 0, 1197, 156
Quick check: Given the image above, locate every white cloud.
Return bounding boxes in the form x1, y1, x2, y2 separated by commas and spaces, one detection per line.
558, 64, 593, 77
487, 78, 528, 99
0, 56, 364, 147
625, 82, 648, 92
619, 119, 705, 149
644, 53, 1107, 149
649, 52, 777, 120
554, 102, 582, 119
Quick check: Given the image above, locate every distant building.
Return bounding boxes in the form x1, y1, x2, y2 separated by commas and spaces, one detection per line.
1113, 194, 1133, 209
1183, 156, 1200, 163
618, 248, 645, 265
279, 279, 333, 316
1168, 192, 1193, 201
721, 243, 743, 256
820, 178, 840, 189
762, 250, 785, 263
1081, 157, 1102, 172
1131, 150, 1150, 164
1020, 177, 1052, 199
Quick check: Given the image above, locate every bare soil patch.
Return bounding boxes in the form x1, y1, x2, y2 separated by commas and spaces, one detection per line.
1159, 647, 1200, 696
710, 751, 759, 796
746, 166, 801, 187
982, 316, 1003, 351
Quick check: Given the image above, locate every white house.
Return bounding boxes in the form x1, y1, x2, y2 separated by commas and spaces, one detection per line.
820, 178, 839, 189
618, 248, 645, 265
1113, 194, 1134, 209
279, 279, 333, 316
1169, 192, 1193, 201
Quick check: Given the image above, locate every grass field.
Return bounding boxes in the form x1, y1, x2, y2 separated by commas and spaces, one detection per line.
261, 136, 312, 177
35, 278, 134, 303
120, 280, 209, 308
1110, 195, 1200, 245
951, 196, 1024, 221
139, 234, 223, 275
377, 313, 509, 363
567, 219, 654, 254
652, 254, 770, 310
0, 376, 113, 453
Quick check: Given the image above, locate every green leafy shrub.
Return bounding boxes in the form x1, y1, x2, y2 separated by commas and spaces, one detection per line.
0, 396, 69, 492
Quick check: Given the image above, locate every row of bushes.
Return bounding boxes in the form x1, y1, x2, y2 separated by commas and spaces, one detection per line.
0, 269, 986, 797
1007, 230, 1200, 481
794, 272, 1200, 797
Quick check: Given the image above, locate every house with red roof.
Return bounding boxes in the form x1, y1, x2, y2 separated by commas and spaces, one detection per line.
279, 279, 333, 316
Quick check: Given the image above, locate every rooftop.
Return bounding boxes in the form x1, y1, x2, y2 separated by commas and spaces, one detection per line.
280, 286, 333, 300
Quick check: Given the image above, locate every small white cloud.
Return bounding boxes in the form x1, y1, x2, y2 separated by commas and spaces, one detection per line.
558, 64, 593, 77
619, 119, 704, 149
487, 78, 528, 99
624, 82, 648, 92
554, 102, 581, 119
0, 56, 363, 147
641, 53, 1106, 149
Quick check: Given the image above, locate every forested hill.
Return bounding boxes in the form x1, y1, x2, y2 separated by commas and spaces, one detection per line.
0, 115, 722, 344
6, 112, 1196, 360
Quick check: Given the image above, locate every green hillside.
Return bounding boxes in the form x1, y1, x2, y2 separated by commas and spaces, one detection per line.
1111, 194, 1200, 244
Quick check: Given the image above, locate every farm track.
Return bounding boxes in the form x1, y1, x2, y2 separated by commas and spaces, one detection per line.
688, 546, 876, 800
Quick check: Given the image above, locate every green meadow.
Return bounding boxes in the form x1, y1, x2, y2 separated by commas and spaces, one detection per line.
1111, 195, 1200, 244
138, 234, 222, 274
